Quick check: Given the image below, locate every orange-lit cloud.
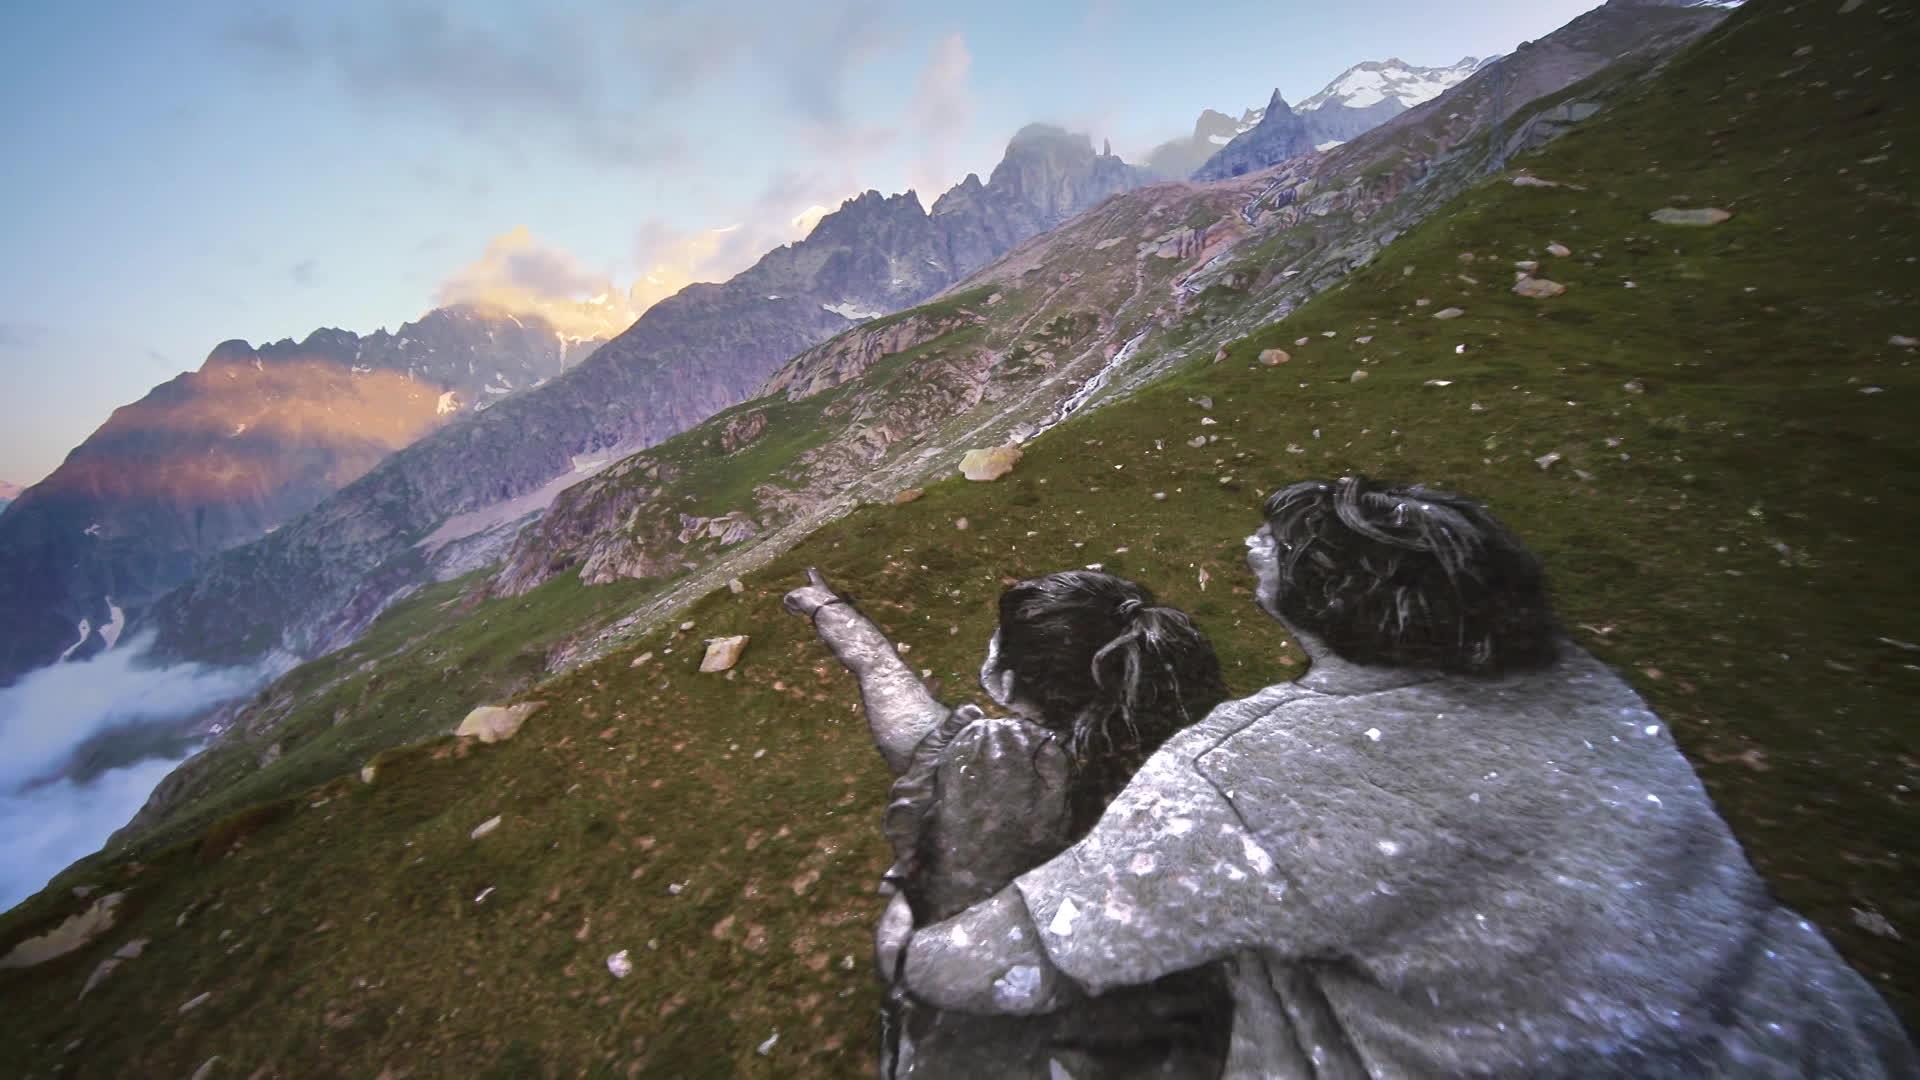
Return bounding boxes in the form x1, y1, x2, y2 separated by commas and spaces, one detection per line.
435, 227, 640, 340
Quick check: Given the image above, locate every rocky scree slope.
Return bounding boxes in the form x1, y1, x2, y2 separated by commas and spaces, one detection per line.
147, 127, 1148, 670
2, 0, 1915, 1073
0, 306, 594, 686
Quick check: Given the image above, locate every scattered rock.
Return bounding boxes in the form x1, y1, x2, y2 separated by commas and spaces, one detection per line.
1424, 379, 1454, 387
470, 815, 502, 840
958, 445, 1022, 482
1513, 277, 1567, 299
1547, 242, 1572, 258
1349, 370, 1369, 383
1535, 451, 1563, 470
0, 892, 125, 970
455, 702, 547, 744
679, 621, 695, 632
1432, 307, 1466, 320
954, 517, 969, 531
719, 410, 768, 454
1355, 335, 1373, 345
986, 291, 1004, 305
630, 651, 653, 667
892, 488, 924, 505
757, 1032, 780, 1056
1258, 348, 1291, 366
1415, 298, 1431, 307
1510, 176, 1563, 189
1186, 436, 1207, 449
700, 636, 750, 673
1514, 260, 1539, 272
1294, 336, 1310, 346
1650, 207, 1732, 226
1213, 346, 1229, 363
1191, 395, 1213, 409
191, 1056, 221, 1080
608, 950, 634, 978
1152, 492, 1167, 501
179, 992, 212, 1016
728, 578, 745, 594
1890, 335, 1917, 348
1852, 908, 1900, 940
359, 762, 377, 785
1199, 417, 1218, 426
1623, 380, 1645, 394
76, 938, 148, 1001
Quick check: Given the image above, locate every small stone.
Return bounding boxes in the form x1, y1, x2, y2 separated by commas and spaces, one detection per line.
700, 636, 750, 672
359, 762, 377, 785
1213, 345, 1229, 362
1853, 909, 1901, 940
1415, 298, 1432, 307
455, 702, 546, 744
954, 517, 969, 531
1650, 207, 1732, 226
1424, 379, 1454, 387
471, 815, 502, 840
179, 992, 212, 1015
757, 1032, 780, 1056
1350, 369, 1369, 382
1469, 402, 1486, 412
1432, 307, 1466, 320
1186, 436, 1207, 448
958, 445, 1022, 482
191, 1056, 221, 1080
608, 950, 634, 978
1513, 277, 1566, 299
1623, 380, 1645, 394
1294, 336, 1310, 346
630, 651, 653, 667
1199, 417, 1217, 426
1547, 242, 1572, 258
1259, 348, 1291, 366
892, 488, 924, 505
1889, 335, 1917, 348
1152, 492, 1167, 501
1514, 260, 1539, 272
1192, 395, 1213, 409
679, 621, 695, 632
728, 578, 744, 594
1355, 335, 1373, 345
1535, 451, 1563, 470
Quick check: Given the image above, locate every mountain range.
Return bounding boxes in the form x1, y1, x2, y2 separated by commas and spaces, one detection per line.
1145, 56, 1486, 178
143, 126, 1149, 671
0, 308, 603, 684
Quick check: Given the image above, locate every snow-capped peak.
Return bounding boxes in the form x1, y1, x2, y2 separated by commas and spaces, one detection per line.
1298, 56, 1485, 112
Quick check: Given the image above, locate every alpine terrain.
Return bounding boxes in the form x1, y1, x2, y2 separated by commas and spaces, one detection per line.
1, 0, 1915, 1076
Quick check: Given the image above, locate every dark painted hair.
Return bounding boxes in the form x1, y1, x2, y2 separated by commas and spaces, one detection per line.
1260, 477, 1559, 674
995, 571, 1228, 834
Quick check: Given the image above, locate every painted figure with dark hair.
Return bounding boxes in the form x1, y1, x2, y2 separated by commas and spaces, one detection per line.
890, 479, 1917, 1077
785, 569, 1235, 1078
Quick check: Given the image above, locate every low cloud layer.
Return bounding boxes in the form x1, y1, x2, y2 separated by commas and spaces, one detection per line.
0, 635, 265, 912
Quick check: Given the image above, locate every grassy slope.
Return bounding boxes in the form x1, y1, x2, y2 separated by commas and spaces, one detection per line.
3, 2, 1916, 1074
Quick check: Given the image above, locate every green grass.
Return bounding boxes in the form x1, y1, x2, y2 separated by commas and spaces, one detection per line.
2, 2, 1915, 1074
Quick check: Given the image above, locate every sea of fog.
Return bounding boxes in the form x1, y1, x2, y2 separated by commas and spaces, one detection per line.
0, 636, 263, 912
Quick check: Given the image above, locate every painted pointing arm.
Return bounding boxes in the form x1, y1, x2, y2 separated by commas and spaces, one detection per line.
785, 568, 948, 776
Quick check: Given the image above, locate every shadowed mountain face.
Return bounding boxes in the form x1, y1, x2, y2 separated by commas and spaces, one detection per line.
147, 127, 1150, 669
0, 308, 598, 685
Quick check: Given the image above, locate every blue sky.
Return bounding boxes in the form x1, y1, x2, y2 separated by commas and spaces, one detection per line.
0, 0, 1602, 485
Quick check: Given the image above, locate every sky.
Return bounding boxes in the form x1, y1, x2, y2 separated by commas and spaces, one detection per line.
0, 0, 1604, 487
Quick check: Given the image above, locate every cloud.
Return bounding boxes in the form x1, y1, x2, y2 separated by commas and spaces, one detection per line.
224, 6, 683, 170
0, 322, 47, 349
0, 634, 267, 911
0, 754, 191, 912
290, 259, 318, 287
436, 227, 641, 339
907, 34, 976, 196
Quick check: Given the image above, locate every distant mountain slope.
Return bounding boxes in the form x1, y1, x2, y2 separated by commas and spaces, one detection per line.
148, 127, 1149, 669
0, 481, 20, 514
0, 307, 597, 685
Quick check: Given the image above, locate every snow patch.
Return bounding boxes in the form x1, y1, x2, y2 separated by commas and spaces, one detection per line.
229, 423, 248, 438
1315, 140, 1346, 151
436, 391, 460, 415
823, 301, 883, 320
57, 619, 92, 663
100, 600, 125, 651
